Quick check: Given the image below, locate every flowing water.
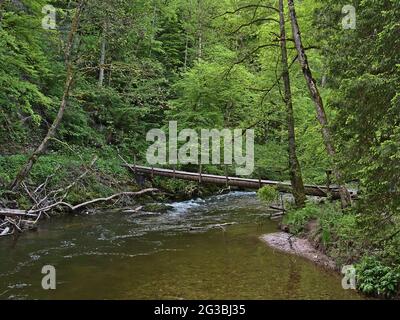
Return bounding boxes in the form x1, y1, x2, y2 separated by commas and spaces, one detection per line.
0, 192, 363, 300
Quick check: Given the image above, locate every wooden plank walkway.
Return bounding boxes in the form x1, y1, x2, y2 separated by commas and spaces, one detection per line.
124, 165, 357, 200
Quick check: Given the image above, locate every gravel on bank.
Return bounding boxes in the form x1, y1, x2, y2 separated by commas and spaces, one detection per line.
260, 232, 336, 270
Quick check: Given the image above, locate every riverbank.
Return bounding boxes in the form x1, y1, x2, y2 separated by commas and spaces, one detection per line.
0, 149, 226, 209
260, 232, 336, 270
267, 202, 400, 299
0, 150, 228, 237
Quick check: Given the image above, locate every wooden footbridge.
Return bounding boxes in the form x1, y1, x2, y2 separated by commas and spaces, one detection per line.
125, 165, 357, 200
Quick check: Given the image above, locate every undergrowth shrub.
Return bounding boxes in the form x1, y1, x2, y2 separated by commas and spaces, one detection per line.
257, 186, 279, 204
283, 202, 320, 234
356, 256, 400, 298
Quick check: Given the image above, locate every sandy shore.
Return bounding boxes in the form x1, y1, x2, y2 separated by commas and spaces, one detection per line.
260, 232, 336, 270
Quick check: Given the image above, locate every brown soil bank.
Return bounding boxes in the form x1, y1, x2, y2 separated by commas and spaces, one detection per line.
260, 232, 336, 270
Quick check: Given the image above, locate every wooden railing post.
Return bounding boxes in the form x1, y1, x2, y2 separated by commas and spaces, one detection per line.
326, 169, 332, 192
224, 165, 229, 187
199, 163, 202, 183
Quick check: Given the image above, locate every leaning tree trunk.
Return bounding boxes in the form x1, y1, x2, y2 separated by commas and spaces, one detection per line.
279, 0, 306, 207
287, 0, 351, 208
9, 0, 86, 192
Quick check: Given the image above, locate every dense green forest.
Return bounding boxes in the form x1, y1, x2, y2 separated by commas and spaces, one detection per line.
0, 0, 399, 298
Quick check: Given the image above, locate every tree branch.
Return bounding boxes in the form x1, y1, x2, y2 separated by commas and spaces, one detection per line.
214, 4, 279, 19
231, 17, 279, 34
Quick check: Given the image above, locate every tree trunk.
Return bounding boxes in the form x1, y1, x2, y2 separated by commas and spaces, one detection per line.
197, 0, 203, 60
9, 0, 85, 192
198, 31, 203, 59
184, 34, 189, 71
279, 0, 306, 207
287, 0, 351, 208
98, 22, 107, 87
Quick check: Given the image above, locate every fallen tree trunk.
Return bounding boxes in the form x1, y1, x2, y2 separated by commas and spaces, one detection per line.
0, 209, 38, 218
0, 188, 159, 238
124, 165, 358, 200
0, 227, 11, 236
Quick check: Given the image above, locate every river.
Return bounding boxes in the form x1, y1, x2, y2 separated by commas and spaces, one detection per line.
0, 192, 363, 299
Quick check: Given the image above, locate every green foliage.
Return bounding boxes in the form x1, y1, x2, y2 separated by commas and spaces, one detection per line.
284, 203, 321, 234
168, 56, 257, 130
257, 186, 279, 204
0, 147, 133, 208
356, 256, 400, 298
0, 0, 399, 298
284, 201, 400, 298
311, 0, 400, 295
0, 0, 58, 149
284, 203, 359, 260
317, 0, 400, 216
153, 176, 197, 197
0, 154, 27, 185
254, 143, 289, 181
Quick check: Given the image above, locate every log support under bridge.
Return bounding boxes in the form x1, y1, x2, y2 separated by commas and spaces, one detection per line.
124, 165, 357, 200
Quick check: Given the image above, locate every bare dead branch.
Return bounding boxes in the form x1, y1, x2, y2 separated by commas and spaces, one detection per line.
69, 188, 160, 211
231, 18, 279, 34
223, 43, 280, 78
214, 4, 279, 19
